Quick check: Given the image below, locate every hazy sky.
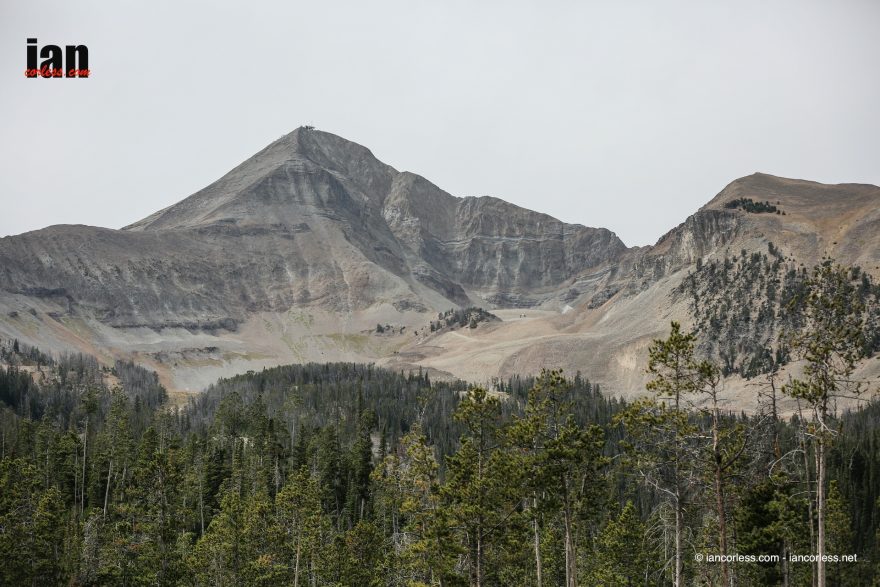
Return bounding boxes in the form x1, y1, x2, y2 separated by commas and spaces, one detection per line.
2, 1, 878, 246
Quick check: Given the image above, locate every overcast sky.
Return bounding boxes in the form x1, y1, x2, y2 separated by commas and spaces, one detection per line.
2, 1, 878, 246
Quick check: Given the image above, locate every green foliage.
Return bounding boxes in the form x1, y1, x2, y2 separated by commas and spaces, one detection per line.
724, 197, 780, 213
676, 248, 880, 378
735, 476, 812, 585
826, 481, 856, 586
783, 260, 868, 408
0, 337, 54, 366
1, 305, 879, 586
430, 306, 499, 333
586, 501, 650, 586
0, 459, 67, 584
275, 467, 332, 586
190, 486, 247, 585
645, 321, 701, 406
444, 387, 527, 585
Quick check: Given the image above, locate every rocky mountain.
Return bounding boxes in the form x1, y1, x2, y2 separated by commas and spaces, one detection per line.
0, 128, 623, 328
1, 128, 878, 403
386, 173, 880, 407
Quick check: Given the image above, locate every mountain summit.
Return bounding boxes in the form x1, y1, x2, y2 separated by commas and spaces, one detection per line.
124, 128, 397, 231
1, 128, 878, 398
121, 127, 626, 315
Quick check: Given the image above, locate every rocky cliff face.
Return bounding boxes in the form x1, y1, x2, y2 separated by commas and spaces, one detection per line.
383, 173, 626, 305
0, 128, 626, 332
381, 172, 880, 406
1, 130, 878, 401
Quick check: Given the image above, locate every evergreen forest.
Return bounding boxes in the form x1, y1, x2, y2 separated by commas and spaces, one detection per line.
1, 261, 878, 586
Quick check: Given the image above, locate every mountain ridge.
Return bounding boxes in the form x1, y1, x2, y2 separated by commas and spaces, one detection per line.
1, 128, 878, 402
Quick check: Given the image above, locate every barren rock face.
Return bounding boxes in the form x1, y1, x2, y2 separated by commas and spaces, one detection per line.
1, 130, 878, 403
383, 172, 627, 305
0, 128, 625, 331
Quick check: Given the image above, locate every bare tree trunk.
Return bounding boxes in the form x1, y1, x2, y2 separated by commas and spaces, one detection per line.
674, 492, 683, 587
807, 448, 817, 587
782, 539, 790, 587
714, 463, 729, 585
534, 503, 543, 587
81, 418, 87, 514
476, 424, 484, 587
673, 389, 683, 587
797, 400, 817, 587
817, 439, 826, 587
293, 535, 301, 587
712, 408, 730, 586
563, 502, 577, 587
770, 375, 781, 460
476, 527, 483, 587
73, 446, 78, 517
103, 459, 112, 519
199, 474, 205, 535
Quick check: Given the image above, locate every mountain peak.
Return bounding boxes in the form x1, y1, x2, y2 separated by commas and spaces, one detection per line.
124, 127, 397, 231
703, 172, 880, 213
266, 126, 384, 165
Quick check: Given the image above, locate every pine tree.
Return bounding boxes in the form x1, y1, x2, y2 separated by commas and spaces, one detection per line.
275, 467, 331, 587
315, 426, 346, 524
339, 520, 386, 586
444, 386, 525, 587
783, 260, 868, 587
190, 484, 246, 585
240, 490, 286, 585
127, 425, 185, 584
735, 476, 810, 585
692, 359, 748, 586
825, 481, 854, 586
617, 322, 704, 587
0, 459, 67, 584
507, 369, 606, 587
587, 501, 648, 586
351, 407, 376, 523
374, 424, 458, 585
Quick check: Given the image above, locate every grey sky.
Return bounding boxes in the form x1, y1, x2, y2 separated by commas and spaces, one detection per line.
2, 1, 878, 246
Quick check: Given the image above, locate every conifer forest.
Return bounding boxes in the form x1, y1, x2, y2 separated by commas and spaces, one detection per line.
1, 261, 879, 586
